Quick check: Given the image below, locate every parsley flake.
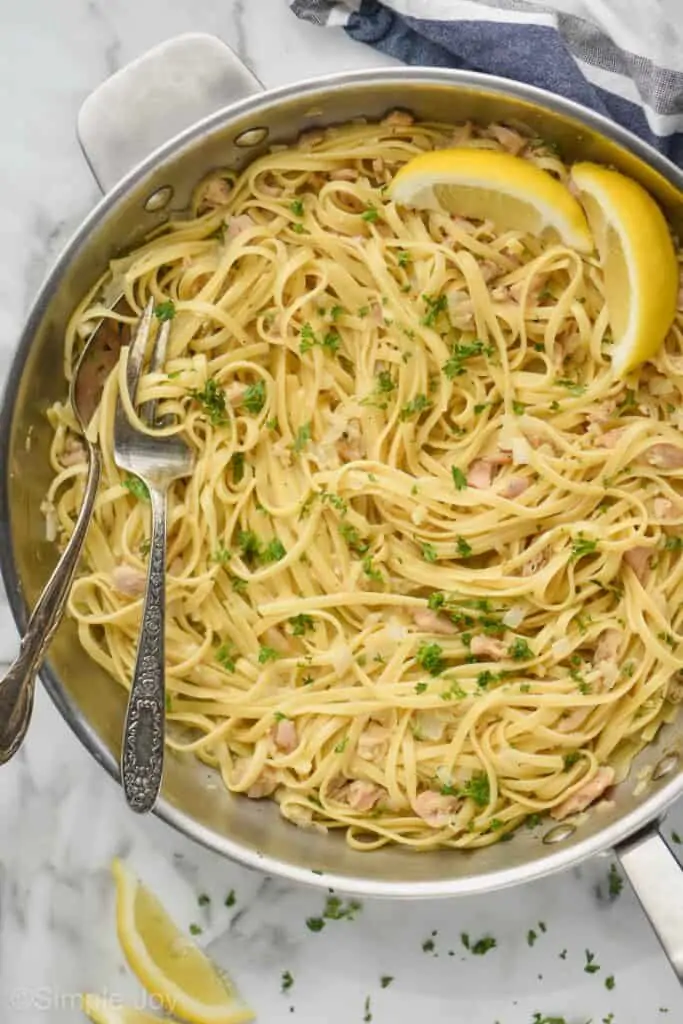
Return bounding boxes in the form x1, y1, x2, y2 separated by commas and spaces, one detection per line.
451, 466, 467, 491
155, 300, 176, 321
122, 475, 150, 502
416, 642, 445, 676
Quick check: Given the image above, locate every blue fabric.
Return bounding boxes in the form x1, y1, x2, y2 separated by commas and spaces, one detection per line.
290, 0, 683, 167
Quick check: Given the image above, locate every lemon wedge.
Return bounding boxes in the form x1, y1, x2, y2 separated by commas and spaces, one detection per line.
570, 162, 678, 376
389, 148, 593, 252
112, 859, 254, 1024
82, 994, 164, 1024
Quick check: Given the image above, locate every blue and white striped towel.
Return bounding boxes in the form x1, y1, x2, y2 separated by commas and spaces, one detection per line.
289, 0, 683, 167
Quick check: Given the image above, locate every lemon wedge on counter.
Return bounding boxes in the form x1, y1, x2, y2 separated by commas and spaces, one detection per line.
570, 161, 679, 377
111, 859, 254, 1024
82, 995, 164, 1024
388, 148, 593, 252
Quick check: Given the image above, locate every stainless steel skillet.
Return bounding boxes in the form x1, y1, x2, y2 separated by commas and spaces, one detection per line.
1, 32, 683, 978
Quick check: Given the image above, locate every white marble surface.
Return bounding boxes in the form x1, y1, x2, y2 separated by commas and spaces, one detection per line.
1, 2, 683, 1022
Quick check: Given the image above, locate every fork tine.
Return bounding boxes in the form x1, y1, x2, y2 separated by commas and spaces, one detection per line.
139, 317, 170, 426
125, 298, 155, 403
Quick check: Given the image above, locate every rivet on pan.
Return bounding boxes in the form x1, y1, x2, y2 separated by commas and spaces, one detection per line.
144, 186, 174, 212
234, 127, 269, 148
543, 823, 576, 845
653, 751, 679, 780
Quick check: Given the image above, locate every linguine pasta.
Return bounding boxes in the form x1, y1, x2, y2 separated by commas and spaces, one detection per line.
45, 115, 683, 851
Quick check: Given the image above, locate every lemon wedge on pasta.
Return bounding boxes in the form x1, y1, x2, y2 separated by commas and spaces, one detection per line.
389, 148, 593, 252
570, 161, 679, 377
111, 859, 254, 1024
82, 995, 164, 1024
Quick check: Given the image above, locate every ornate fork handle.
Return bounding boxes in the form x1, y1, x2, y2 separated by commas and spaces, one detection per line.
0, 446, 102, 764
121, 483, 168, 812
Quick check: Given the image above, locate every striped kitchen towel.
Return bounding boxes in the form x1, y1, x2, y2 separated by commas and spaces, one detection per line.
289, 0, 683, 167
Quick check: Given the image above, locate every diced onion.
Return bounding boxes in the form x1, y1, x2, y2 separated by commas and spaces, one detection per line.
551, 638, 572, 658
502, 605, 526, 629
386, 618, 409, 641
329, 642, 354, 674
511, 438, 531, 465
40, 500, 57, 542
418, 713, 448, 741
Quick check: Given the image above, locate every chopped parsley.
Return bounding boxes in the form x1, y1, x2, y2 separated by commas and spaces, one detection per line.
189, 923, 202, 936
306, 917, 325, 932
216, 644, 236, 672
281, 970, 294, 993
334, 737, 348, 753
320, 490, 348, 514
527, 929, 538, 947
122, 475, 150, 502
190, 379, 228, 425
422, 937, 435, 953
292, 422, 312, 454
461, 932, 496, 955
230, 451, 245, 484
242, 380, 266, 415
461, 771, 490, 807
323, 895, 361, 921
422, 542, 438, 563
155, 300, 176, 321
289, 199, 304, 217
376, 369, 396, 393
477, 670, 499, 688
571, 533, 598, 560
258, 645, 280, 664
291, 222, 305, 234
416, 642, 445, 676
362, 555, 384, 582
664, 536, 683, 551
443, 340, 493, 379
361, 205, 379, 223
605, 975, 615, 990
338, 522, 370, 555
299, 323, 340, 355
608, 863, 623, 898
512, 400, 527, 415
262, 538, 286, 563
451, 466, 467, 491
508, 637, 533, 660
397, 250, 410, 267
198, 893, 210, 907
563, 751, 581, 771
399, 393, 432, 420
672, 830, 682, 844
555, 377, 586, 396
421, 293, 448, 327
415, 682, 428, 694
584, 949, 600, 974
455, 536, 473, 558
380, 975, 393, 989
289, 613, 314, 636
238, 529, 262, 565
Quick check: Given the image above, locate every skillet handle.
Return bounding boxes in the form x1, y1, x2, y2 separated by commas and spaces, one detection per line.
616, 824, 683, 982
77, 33, 263, 193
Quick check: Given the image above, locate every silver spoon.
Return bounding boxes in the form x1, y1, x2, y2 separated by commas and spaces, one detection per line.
0, 314, 130, 763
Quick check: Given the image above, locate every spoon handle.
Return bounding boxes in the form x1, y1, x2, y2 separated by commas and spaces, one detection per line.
0, 445, 102, 763
121, 483, 167, 813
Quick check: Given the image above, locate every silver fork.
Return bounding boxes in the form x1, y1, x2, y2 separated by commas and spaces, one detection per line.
114, 299, 195, 813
